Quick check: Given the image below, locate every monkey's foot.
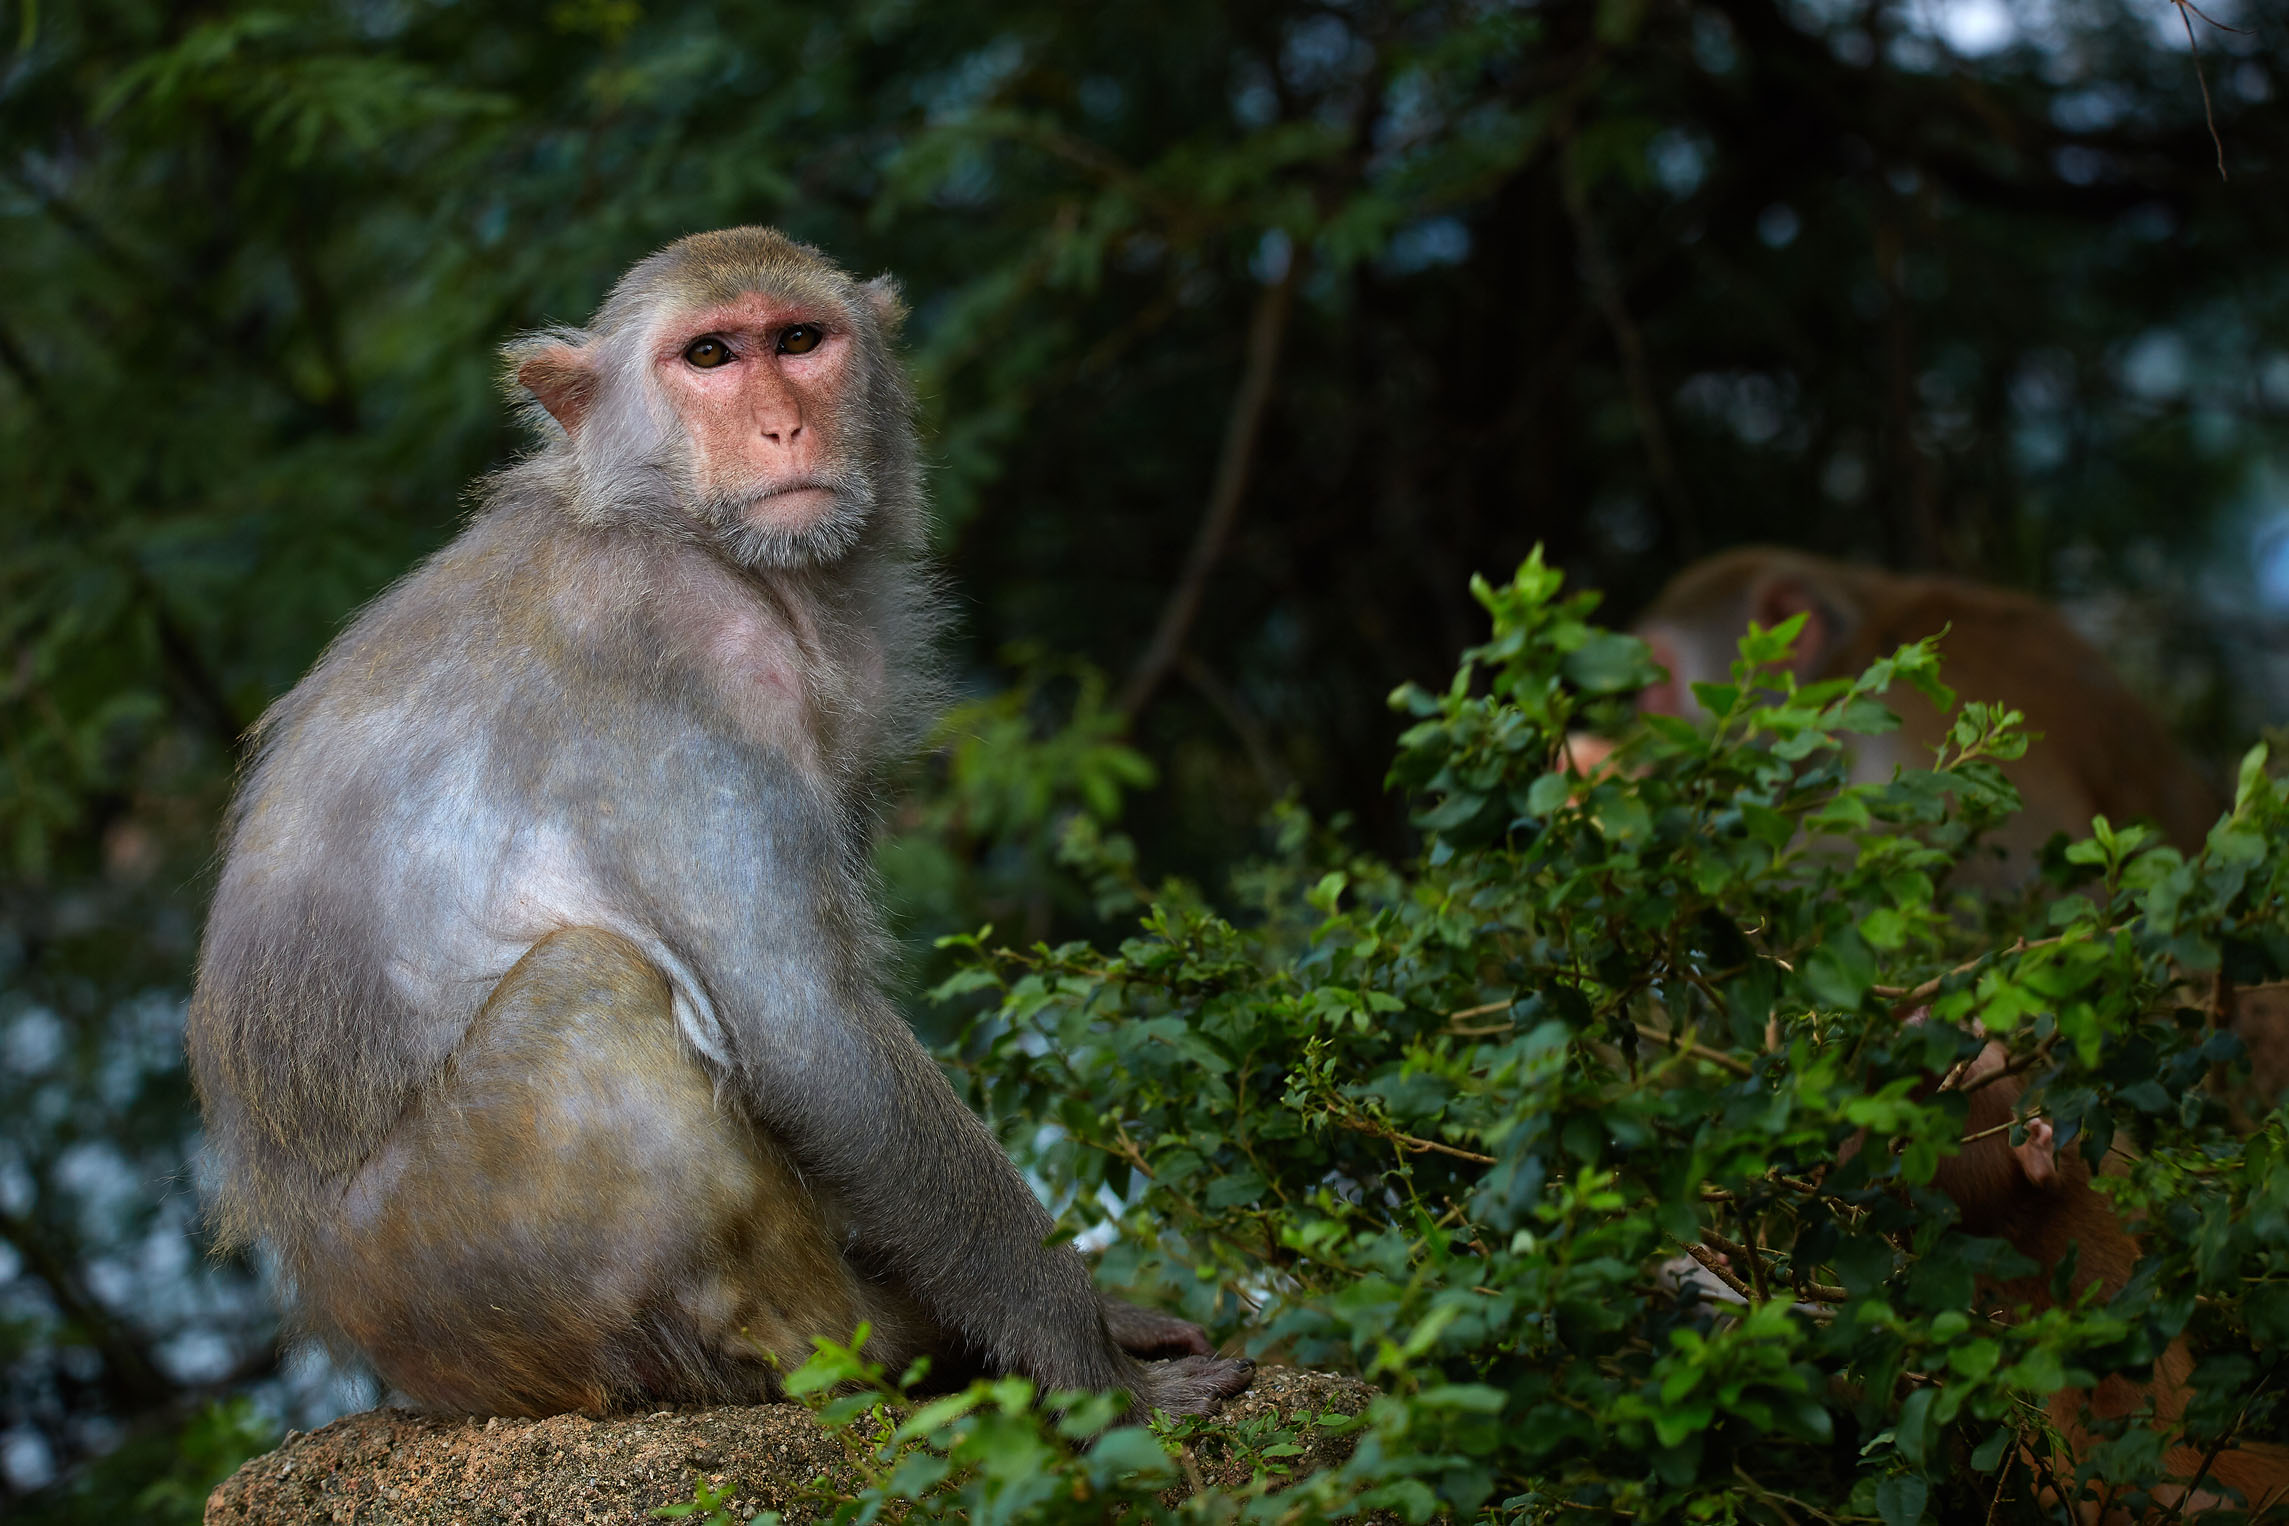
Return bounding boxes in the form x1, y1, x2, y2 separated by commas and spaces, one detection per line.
1136, 1354, 1256, 1416
1102, 1298, 1213, 1358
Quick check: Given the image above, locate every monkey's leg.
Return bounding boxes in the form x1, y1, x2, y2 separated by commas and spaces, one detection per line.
305, 927, 926, 1414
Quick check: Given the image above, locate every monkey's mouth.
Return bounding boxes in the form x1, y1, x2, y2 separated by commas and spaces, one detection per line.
702, 476, 871, 569
744, 481, 841, 526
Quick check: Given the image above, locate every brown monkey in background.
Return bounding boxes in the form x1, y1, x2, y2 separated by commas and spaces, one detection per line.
1635, 552, 2286, 1511
1934, 1049, 2289, 1520
1631, 547, 2221, 879
187, 229, 1253, 1418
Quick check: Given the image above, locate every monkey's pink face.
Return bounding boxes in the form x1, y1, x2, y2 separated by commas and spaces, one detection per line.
653, 293, 856, 531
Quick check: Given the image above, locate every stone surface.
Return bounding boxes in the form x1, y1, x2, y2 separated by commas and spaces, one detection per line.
206, 1366, 1374, 1525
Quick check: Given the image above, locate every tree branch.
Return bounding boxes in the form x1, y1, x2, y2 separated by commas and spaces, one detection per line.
1557, 135, 1697, 557
1120, 262, 1298, 720
0, 1206, 176, 1412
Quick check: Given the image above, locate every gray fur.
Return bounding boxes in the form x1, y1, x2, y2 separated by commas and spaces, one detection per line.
188, 229, 1250, 1415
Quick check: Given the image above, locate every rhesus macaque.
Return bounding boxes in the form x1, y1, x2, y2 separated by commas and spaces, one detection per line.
187, 229, 1252, 1418
1632, 548, 2220, 880
1933, 1047, 2289, 1520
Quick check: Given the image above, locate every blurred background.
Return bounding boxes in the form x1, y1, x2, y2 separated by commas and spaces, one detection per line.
1, 0, 2281, 1515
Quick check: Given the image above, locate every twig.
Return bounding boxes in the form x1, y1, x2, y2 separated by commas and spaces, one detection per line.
2158, 1358, 2277, 1523
0, 1207, 174, 1410
1870, 935, 2064, 1003
1681, 1240, 1757, 1303
1730, 1462, 1851, 1526
1120, 262, 1299, 718
2171, 0, 2232, 181
0, 311, 50, 407
1337, 1116, 1496, 1165
1448, 999, 1512, 1023
1633, 1022, 1755, 1078
1107, 1120, 1155, 1179
1959, 1116, 2032, 1147
1957, 1033, 2062, 1095
1176, 650, 1291, 792
1557, 133, 1696, 555
1703, 1228, 1849, 1303
1984, 1446, 2013, 1524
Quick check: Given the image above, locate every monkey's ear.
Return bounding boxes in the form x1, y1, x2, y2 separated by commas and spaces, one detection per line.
514, 343, 600, 434
861, 275, 908, 336
1751, 575, 1830, 681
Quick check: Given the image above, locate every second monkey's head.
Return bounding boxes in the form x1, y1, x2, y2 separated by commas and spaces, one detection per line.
507, 227, 921, 569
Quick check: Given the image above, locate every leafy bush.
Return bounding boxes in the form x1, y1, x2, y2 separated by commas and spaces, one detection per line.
11, 1398, 278, 1526
821, 553, 2289, 1523
655, 1335, 1373, 1526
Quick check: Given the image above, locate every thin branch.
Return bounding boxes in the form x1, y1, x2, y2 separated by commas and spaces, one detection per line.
1634, 1022, 1755, 1078
134, 569, 245, 752
1557, 134, 1696, 556
0, 311, 51, 409
1869, 935, 2064, 1003
1175, 649, 1291, 793
1984, 1445, 2014, 1524
1956, 1033, 2063, 1095
1703, 1228, 1850, 1304
1681, 1239, 1757, 1302
2157, 1358, 2277, 1523
0, 1207, 175, 1411
1111, 1122, 1153, 1177
1120, 261, 1298, 719
1337, 1115, 1496, 1166
1959, 1115, 2033, 1147
2173, 0, 2229, 181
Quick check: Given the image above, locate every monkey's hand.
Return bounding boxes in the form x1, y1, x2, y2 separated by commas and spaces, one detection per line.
1101, 1298, 1213, 1358
1131, 1353, 1256, 1417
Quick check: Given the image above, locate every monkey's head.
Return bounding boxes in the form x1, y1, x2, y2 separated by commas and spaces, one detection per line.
506, 227, 919, 568
1633, 547, 1861, 720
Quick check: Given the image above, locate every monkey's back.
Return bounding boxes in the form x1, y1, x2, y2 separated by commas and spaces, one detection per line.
188, 496, 738, 1261
1854, 575, 2221, 856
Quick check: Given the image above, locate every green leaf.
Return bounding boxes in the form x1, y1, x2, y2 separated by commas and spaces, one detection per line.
1561, 630, 1655, 692
1876, 1472, 1929, 1526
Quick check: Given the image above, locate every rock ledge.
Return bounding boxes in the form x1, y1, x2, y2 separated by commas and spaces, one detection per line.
207, 1366, 1373, 1525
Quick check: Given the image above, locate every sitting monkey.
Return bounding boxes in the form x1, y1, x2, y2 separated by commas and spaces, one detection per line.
188, 229, 1252, 1418
1631, 547, 2221, 883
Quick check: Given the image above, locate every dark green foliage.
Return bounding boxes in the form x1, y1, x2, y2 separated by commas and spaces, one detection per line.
9, 1398, 277, 1526
908, 558, 2289, 1520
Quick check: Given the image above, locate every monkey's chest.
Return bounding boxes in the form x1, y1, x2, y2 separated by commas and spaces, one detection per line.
697, 609, 880, 780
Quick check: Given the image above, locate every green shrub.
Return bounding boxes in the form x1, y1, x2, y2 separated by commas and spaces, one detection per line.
819, 552, 2289, 1524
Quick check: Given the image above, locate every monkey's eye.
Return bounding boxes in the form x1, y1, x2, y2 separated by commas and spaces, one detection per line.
777, 324, 824, 356
683, 336, 735, 369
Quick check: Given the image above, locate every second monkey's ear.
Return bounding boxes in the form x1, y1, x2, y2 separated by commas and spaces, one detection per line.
513, 342, 599, 434
861, 275, 908, 336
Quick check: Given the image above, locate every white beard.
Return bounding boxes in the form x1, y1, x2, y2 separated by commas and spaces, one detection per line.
701, 474, 874, 570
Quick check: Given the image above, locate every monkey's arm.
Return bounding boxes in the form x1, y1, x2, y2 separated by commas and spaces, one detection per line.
594, 739, 1243, 1409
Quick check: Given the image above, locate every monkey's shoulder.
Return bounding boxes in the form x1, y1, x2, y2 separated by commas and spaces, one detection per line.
248, 516, 852, 821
